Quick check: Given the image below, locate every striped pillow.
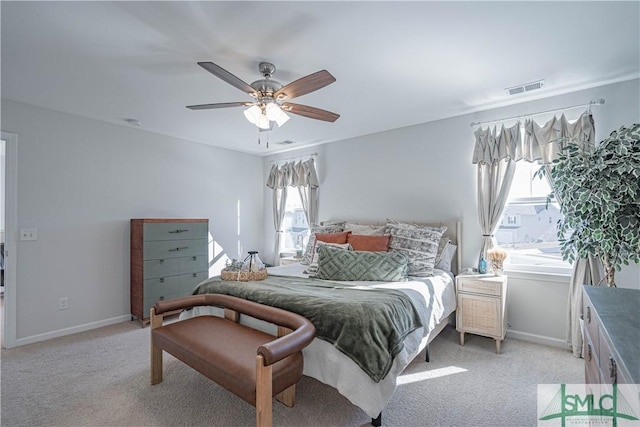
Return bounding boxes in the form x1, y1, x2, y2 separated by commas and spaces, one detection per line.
300, 222, 345, 265
385, 220, 446, 277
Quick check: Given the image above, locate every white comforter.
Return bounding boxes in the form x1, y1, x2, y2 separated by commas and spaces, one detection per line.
180, 263, 456, 418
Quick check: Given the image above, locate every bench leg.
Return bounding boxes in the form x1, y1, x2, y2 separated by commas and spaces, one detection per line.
256, 355, 273, 427
274, 325, 297, 407
150, 308, 163, 385
276, 384, 296, 407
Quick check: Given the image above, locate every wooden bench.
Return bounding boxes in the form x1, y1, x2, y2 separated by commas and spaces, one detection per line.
150, 294, 316, 427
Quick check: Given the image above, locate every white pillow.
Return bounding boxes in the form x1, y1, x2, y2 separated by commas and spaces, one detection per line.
436, 242, 457, 273
344, 223, 386, 236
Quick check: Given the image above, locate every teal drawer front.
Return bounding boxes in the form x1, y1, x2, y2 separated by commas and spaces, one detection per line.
178, 271, 209, 294
143, 258, 181, 279
143, 222, 208, 242
179, 255, 208, 275
144, 275, 180, 300
143, 287, 200, 318
143, 293, 178, 319
143, 238, 207, 260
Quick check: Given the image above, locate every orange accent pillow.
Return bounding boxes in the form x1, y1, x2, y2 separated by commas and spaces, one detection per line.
315, 231, 351, 244
312, 231, 351, 260
347, 234, 391, 252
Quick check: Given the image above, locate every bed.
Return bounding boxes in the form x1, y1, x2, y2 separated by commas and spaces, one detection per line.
179, 220, 461, 423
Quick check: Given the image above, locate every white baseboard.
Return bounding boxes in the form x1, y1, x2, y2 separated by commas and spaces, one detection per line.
14, 314, 131, 347
506, 329, 569, 349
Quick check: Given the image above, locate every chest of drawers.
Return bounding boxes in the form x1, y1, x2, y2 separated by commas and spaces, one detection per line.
582, 286, 639, 392
131, 219, 209, 325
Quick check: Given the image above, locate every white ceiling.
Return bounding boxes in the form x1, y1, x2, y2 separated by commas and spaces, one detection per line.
2, 1, 638, 155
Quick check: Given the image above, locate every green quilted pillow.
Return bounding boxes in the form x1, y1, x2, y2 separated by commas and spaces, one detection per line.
315, 245, 408, 281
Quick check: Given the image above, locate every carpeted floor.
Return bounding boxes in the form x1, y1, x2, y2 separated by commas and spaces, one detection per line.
0, 320, 583, 427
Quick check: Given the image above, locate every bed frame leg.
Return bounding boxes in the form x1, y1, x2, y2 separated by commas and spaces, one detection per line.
372, 412, 382, 426
425, 345, 430, 363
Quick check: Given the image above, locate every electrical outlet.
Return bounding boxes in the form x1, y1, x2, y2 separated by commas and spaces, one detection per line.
58, 297, 69, 310
20, 228, 38, 241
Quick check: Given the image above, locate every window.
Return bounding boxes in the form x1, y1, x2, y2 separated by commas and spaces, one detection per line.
281, 188, 309, 257
496, 161, 572, 274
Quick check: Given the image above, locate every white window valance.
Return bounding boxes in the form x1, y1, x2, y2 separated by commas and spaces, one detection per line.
472, 111, 595, 164
266, 158, 319, 189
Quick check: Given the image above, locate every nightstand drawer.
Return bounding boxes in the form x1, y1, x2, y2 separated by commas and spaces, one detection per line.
456, 276, 504, 296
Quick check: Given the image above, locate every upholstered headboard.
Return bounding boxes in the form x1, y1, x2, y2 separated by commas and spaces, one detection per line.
321, 219, 462, 276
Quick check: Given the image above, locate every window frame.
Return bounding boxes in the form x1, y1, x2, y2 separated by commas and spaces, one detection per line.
498, 164, 573, 276
280, 186, 309, 257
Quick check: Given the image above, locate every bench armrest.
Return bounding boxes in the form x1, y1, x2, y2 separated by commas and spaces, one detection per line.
154, 294, 316, 365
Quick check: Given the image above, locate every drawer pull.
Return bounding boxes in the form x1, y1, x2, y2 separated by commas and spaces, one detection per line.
160, 278, 164, 283
159, 259, 164, 264
192, 273, 197, 278
168, 229, 189, 234
159, 296, 165, 301
192, 256, 197, 261
587, 343, 592, 361
586, 306, 591, 323
169, 246, 189, 252
609, 356, 617, 383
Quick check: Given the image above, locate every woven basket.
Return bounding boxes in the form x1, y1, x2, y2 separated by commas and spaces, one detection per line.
221, 269, 268, 282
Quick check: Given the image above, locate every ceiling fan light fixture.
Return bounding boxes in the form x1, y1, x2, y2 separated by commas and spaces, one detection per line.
256, 113, 271, 129
275, 111, 290, 127
265, 102, 284, 121
243, 105, 261, 124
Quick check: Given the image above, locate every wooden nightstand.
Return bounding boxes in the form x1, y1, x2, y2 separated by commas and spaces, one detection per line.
455, 274, 508, 353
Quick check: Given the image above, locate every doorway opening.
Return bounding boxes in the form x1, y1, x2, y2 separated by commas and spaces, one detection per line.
1, 131, 17, 348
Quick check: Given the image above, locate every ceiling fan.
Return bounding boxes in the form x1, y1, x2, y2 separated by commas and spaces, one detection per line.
187, 61, 340, 130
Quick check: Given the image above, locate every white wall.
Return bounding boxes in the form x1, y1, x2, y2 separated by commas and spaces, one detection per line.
1, 99, 265, 345
263, 79, 640, 346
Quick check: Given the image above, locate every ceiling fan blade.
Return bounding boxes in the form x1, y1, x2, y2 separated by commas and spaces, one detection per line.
282, 102, 340, 122
186, 102, 251, 110
274, 70, 336, 100
197, 62, 257, 96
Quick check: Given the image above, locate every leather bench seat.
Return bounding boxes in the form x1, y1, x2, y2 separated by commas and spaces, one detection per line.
153, 315, 303, 405
150, 294, 316, 427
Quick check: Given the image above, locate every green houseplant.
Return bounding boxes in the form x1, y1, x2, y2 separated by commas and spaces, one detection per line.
540, 123, 640, 287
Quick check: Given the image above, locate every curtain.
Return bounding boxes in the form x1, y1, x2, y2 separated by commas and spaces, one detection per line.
472, 123, 520, 259
266, 158, 319, 266
293, 159, 320, 227
472, 111, 600, 357
522, 112, 600, 357
266, 163, 290, 266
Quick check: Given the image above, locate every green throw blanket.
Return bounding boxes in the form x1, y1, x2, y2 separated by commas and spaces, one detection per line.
192, 275, 424, 382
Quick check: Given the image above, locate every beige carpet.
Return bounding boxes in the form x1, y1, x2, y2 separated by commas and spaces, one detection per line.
1, 320, 582, 427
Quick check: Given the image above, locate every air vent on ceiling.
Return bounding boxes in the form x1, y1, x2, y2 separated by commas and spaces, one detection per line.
276, 140, 295, 145
505, 79, 545, 96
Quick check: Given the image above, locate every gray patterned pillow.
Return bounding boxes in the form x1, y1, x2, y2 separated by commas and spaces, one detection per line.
385, 220, 447, 277
305, 241, 352, 275
300, 222, 345, 265
315, 245, 408, 281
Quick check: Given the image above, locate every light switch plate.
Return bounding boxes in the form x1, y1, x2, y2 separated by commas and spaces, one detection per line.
19, 228, 37, 241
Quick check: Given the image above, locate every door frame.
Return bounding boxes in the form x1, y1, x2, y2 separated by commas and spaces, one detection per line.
2, 131, 18, 348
